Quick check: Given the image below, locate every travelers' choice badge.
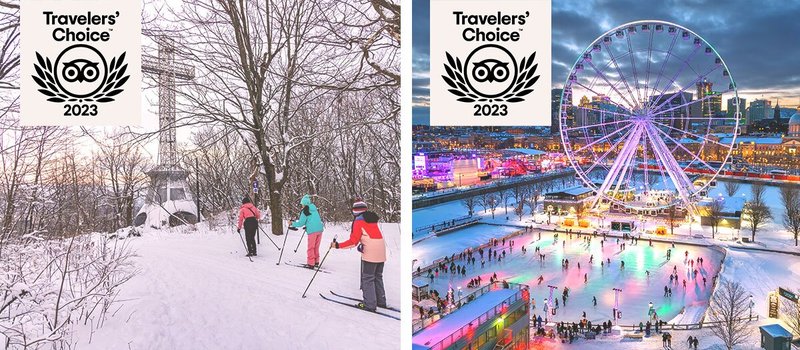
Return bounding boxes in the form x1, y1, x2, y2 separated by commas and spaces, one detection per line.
21, 1, 142, 126
430, 0, 551, 126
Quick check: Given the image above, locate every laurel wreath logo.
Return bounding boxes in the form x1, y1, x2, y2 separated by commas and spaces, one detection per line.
32, 51, 130, 103
442, 51, 540, 103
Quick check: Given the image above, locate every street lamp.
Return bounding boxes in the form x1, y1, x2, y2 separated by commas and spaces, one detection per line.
612, 288, 623, 325
547, 285, 558, 317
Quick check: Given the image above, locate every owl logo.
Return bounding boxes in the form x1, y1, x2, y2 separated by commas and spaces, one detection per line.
442, 44, 539, 102
32, 44, 130, 103
61, 59, 101, 83
471, 59, 510, 83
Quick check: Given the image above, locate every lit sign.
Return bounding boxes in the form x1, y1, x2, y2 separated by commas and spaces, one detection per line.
414, 155, 427, 171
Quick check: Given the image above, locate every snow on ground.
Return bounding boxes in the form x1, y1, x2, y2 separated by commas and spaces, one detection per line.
414, 230, 723, 326
73, 221, 400, 350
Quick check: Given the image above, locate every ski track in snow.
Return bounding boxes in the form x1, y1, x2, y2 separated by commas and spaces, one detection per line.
74, 223, 400, 350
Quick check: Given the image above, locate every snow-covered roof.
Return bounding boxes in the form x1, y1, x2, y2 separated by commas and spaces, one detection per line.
412, 288, 518, 349
502, 148, 546, 156
760, 324, 793, 338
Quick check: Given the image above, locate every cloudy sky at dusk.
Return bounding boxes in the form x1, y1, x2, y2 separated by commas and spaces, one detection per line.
413, 0, 800, 124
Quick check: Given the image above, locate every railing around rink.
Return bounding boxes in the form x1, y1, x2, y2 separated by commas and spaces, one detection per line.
417, 282, 529, 350
412, 282, 528, 344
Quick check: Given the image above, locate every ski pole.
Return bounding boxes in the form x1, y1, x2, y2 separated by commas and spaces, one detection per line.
256, 225, 280, 250
236, 229, 253, 262
276, 226, 292, 265
293, 229, 307, 253
302, 235, 336, 298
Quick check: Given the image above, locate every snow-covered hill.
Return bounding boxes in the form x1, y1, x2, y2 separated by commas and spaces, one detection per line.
72, 221, 401, 349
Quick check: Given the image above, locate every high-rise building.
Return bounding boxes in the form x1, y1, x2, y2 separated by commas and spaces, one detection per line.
749, 99, 772, 124
691, 80, 721, 117
650, 92, 693, 130
726, 97, 745, 119
551, 88, 567, 135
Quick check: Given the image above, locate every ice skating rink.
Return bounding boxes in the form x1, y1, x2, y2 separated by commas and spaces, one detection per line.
414, 229, 723, 325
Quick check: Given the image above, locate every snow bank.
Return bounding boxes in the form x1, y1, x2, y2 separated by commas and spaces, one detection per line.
71, 220, 401, 349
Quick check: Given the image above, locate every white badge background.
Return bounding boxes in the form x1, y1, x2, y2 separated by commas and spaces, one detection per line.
20, 0, 142, 126
429, 0, 551, 126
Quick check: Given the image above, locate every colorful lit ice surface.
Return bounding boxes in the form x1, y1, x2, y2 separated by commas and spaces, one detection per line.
415, 232, 723, 325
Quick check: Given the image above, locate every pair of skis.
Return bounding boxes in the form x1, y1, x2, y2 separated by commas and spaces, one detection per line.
285, 262, 331, 274
320, 291, 400, 320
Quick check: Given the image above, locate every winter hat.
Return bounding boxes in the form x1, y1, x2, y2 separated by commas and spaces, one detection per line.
352, 198, 368, 215
242, 196, 252, 204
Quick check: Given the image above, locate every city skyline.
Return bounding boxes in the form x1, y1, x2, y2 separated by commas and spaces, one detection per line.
413, 0, 800, 125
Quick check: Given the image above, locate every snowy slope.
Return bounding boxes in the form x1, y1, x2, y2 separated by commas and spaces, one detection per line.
72, 221, 400, 349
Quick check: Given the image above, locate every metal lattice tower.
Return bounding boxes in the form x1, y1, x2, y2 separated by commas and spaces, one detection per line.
142, 36, 195, 169
133, 35, 200, 228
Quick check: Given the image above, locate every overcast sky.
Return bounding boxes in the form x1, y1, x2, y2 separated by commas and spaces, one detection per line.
412, 0, 800, 125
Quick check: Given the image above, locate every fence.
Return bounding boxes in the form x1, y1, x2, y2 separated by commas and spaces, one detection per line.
415, 283, 529, 350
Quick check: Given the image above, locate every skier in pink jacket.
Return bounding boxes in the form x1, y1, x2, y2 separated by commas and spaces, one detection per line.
237, 196, 261, 257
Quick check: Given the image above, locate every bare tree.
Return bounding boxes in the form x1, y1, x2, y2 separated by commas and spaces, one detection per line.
780, 287, 800, 337
499, 188, 512, 215
461, 196, 477, 217
708, 199, 724, 239
780, 186, 800, 246
743, 184, 772, 243
724, 181, 741, 197
526, 186, 540, 216
477, 192, 491, 214
483, 193, 499, 219
153, 0, 399, 231
706, 279, 751, 350
667, 205, 677, 235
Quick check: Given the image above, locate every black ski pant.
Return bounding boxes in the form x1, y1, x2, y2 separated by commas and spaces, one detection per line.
360, 260, 386, 311
244, 217, 258, 255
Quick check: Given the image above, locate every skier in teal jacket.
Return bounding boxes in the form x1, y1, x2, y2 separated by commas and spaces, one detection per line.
289, 195, 325, 266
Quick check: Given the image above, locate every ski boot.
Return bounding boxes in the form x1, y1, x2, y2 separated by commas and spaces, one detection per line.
355, 302, 377, 312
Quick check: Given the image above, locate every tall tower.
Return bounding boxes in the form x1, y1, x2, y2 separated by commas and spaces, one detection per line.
133, 36, 199, 228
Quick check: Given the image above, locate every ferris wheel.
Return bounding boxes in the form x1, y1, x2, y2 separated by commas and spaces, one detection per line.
559, 20, 740, 215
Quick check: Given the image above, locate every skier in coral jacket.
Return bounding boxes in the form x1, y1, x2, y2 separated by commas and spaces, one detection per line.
237, 196, 261, 257
330, 199, 387, 312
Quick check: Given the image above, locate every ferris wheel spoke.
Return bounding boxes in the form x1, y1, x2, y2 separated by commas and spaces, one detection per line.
563, 118, 631, 132
596, 124, 645, 204
597, 43, 640, 110
649, 44, 703, 112
650, 138, 674, 193
651, 125, 718, 173
625, 34, 644, 107
585, 125, 637, 174
652, 116, 737, 122
584, 60, 638, 110
646, 33, 679, 112
574, 123, 635, 154
650, 89, 731, 118
651, 59, 720, 114
642, 29, 655, 108
650, 120, 732, 149
572, 81, 635, 114
644, 124, 698, 215
572, 105, 634, 120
